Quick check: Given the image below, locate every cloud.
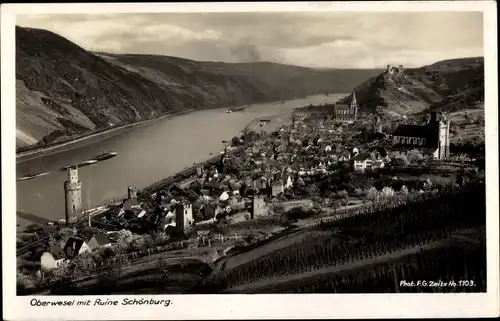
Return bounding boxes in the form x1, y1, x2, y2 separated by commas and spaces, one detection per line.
16, 11, 484, 68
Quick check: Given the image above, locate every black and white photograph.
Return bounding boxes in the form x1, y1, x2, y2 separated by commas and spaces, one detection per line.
2, 1, 499, 320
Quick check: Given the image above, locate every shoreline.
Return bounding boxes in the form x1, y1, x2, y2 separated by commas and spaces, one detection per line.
16, 109, 194, 163
16, 93, 339, 163
16, 116, 275, 228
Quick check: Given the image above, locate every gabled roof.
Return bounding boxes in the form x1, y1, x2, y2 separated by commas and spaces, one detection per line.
91, 233, 111, 246
392, 123, 439, 148
122, 198, 140, 210
353, 153, 370, 161
393, 124, 427, 137
229, 182, 241, 191
340, 150, 351, 157
204, 180, 223, 190
335, 104, 350, 110
63, 236, 85, 259
48, 246, 66, 260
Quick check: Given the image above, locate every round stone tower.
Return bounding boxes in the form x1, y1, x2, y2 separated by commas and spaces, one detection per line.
64, 167, 82, 224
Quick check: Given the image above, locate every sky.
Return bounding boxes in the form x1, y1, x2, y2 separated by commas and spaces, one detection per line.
16, 11, 484, 69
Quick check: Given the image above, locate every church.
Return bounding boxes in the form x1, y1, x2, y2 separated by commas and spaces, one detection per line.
333, 91, 358, 123
391, 111, 450, 160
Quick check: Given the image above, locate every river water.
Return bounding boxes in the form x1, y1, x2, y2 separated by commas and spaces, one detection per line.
16, 94, 344, 225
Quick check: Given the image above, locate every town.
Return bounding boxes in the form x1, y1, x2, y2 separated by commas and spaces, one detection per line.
17, 76, 485, 295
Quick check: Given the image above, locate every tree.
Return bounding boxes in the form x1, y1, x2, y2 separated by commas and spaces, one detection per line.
380, 186, 395, 198
231, 136, 240, 146
70, 253, 96, 278
24, 223, 44, 234
367, 187, 379, 202
407, 149, 424, 164
335, 190, 348, 200
354, 188, 365, 198
392, 155, 408, 167
279, 213, 297, 229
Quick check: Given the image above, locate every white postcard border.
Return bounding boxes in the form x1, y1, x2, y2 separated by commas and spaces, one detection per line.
2, 2, 499, 320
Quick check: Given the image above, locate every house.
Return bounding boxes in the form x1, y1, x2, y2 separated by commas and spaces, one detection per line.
87, 233, 112, 251
62, 236, 91, 259
271, 181, 283, 197
219, 191, 230, 201
339, 150, 351, 162
372, 160, 385, 170
199, 202, 217, 220
175, 202, 194, 234
40, 246, 67, 272
251, 195, 267, 219
229, 182, 241, 195
137, 209, 147, 218
204, 180, 223, 191
119, 197, 142, 217
282, 173, 294, 190
353, 153, 375, 172
159, 211, 176, 231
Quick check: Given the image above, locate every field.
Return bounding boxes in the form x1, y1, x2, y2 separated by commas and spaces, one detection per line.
193, 183, 486, 293
447, 108, 485, 145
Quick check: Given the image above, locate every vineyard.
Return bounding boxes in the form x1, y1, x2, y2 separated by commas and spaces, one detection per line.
246, 241, 486, 293
195, 183, 486, 293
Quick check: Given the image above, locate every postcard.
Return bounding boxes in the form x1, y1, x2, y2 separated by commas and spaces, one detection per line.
2, 1, 498, 320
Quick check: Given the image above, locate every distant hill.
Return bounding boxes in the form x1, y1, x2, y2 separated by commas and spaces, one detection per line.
15, 26, 382, 149
338, 57, 484, 118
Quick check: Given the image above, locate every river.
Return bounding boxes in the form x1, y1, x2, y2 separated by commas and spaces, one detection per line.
16, 94, 345, 227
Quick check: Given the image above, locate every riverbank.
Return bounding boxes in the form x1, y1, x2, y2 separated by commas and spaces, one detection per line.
16, 109, 195, 163
16, 94, 326, 163
16, 94, 345, 225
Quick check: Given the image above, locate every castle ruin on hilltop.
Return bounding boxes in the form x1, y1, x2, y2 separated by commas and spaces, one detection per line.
386, 64, 404, 75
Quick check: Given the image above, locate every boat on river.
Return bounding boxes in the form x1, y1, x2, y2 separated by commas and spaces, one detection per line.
61, 159, 98, 171
93, 151, 118, 161
17, 171, 50, 181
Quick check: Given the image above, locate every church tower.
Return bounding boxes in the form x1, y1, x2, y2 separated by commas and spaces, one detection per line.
349, 91, 358, 120
374, 115, 383, 133
64, 167, 82, 224
438, 115, 450, 159
430, 111, 450, 160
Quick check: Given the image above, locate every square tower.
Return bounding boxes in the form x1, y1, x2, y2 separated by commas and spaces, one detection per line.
438, 118, 450, 159
175, 202, 193, 234
127, 185, 138, 199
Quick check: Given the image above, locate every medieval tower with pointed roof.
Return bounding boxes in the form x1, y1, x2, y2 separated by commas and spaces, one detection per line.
333, 91, 359, 123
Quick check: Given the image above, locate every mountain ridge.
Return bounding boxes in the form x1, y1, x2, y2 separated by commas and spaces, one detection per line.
338, 57, 484, 118
15, 26, 383, 149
